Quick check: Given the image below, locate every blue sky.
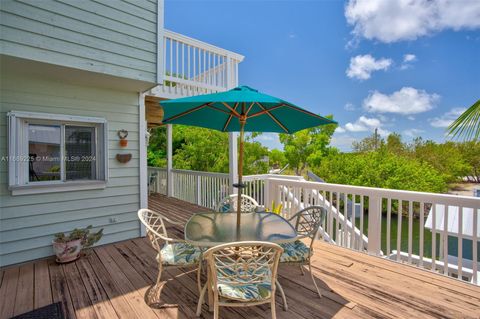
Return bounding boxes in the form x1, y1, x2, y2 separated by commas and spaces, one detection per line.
165, 0, 480, 151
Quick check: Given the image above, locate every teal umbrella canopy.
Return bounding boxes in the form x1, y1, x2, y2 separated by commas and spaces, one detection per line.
159, 85, 336, 230
160, 86, 336, 133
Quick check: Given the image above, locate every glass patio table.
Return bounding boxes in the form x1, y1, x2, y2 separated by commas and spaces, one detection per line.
185, 211, 297, 312
184, 211, 298, 247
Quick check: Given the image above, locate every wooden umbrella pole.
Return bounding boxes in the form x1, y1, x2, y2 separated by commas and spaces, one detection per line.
236, 115, 246, 234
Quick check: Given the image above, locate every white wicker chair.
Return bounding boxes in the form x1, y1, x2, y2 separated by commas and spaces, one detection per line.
215, 194, 259, 213
138, 209, 203, 294
196, 241, 283, 319
279, 206, 327, 299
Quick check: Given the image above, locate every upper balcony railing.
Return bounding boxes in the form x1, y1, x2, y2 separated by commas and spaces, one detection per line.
152, 29, 244, 98
148, 166, 480, 286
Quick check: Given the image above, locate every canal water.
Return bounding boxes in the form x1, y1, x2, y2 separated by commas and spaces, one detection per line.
357, 214, 479, 261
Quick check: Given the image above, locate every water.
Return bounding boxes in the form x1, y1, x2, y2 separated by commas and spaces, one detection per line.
356, 214, 479, 261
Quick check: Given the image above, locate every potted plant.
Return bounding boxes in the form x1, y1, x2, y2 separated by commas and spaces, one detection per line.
52, 225, 103, 263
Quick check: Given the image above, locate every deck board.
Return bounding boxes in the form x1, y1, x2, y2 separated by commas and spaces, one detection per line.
0, 194, 479, 319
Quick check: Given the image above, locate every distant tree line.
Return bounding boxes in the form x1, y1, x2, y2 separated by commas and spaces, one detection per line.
147, 119, 480, 193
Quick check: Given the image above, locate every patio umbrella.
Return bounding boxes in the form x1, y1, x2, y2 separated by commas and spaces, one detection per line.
160, 85, 336, 230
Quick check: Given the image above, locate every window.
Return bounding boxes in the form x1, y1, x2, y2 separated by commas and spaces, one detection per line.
7, 111, 108, 195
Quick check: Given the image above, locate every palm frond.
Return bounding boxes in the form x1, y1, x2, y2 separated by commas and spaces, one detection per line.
447, 99, 480, 141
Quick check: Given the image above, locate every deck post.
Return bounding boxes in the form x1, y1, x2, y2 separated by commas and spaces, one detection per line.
139, 92, 147, 236
167, 124, 173, 197
228, 132, 238, 194
367, 195, 382, 255
226, 54, 238, 195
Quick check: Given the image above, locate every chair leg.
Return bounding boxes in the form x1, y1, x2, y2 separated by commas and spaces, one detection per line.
156, 262, 163, 287
213, 298, 219, 319
275, 280, 288, 311
308, 260, 322, 298
271, 295, 277, 319
300, 265, 305, 276
196, 284, 208, 316
197, 261, 202, 294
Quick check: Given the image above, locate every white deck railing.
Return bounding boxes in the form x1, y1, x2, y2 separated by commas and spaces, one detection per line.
147, 167, 480, 285
150, 29, 243, 98
267, 178, 480, 285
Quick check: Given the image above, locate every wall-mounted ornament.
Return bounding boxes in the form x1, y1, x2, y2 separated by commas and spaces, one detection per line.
118, 129, 128, 147
116, 153, 132, 164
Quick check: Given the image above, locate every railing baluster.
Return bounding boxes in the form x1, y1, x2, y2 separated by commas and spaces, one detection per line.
182, 42, 185, 78
176, 40, 179, 78
397, 199, 402, 261
169, 38, 173, 80
458, 206, 463, 280
360, 195, 364, 251
443, 205, 449, 275
351, 194, 356, 249
472, 208, 478, 285
343, 193, 348, 248
387, 198, 391, 256
328, 191, 333, 242
336, 192, 340, 246
419, 202, 424, 268
432, 203, 437, 271
408, 201, 413, 263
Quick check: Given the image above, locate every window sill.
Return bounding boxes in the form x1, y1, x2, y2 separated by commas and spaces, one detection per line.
10, 180, 107, 196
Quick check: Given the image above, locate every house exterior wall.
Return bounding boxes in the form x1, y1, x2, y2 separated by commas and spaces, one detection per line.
0, 70, 141, 267
0, 0, 159, 83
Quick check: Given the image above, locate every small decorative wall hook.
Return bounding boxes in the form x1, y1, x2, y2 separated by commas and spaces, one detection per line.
118, 129, 128, 139
118, 129, 128, 147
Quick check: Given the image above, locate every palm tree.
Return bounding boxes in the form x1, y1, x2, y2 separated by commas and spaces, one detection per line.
447, 99, 480, 141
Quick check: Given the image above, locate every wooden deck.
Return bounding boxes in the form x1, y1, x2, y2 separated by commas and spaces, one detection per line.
1, 194, 479, 319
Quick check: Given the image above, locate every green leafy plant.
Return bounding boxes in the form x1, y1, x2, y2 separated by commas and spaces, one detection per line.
266, 201, 283, 214
448, 99, 480, 141
54, 225, 103, 249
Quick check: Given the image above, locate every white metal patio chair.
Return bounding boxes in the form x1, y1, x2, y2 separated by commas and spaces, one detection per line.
279, 206, 327, 299
138, 209, 203, 294
215, 194, 259, 213
196, 241, 283, 319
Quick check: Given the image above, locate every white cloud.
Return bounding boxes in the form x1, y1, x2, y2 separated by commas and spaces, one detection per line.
400, 53, 417, 69
335, 127, 346, 133
429, 107, 466, 128
403, 128, 424, 137
345, 116, 381, 132
403, 54, 416, 63
255, 132, 276, 141
363, 87, 440, 115
345, 0, 480, 43
331, 135, 358, 151
344, 102, 356, 111
341, 116, 390, 137
346, 54, 392, 80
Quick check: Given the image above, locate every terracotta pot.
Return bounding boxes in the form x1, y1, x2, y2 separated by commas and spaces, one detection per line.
52, 239, 82, 263
119, 139, 128, 147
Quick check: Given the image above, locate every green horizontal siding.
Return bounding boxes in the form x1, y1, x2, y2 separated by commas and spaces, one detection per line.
0, 71, 141, 267
0, 0, 158, 83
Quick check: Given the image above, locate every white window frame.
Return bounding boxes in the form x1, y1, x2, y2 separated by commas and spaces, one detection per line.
7, 111, 108, 195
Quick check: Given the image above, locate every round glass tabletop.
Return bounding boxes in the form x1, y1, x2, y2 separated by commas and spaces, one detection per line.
184, 212, 298, 247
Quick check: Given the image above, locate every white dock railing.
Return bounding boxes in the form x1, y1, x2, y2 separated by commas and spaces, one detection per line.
147, 167, 480, 285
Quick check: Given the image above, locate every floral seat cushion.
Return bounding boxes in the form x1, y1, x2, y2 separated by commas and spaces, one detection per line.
157, 242, 201, 266
218, 282, 272, 301
216, 267, 272, 301
279, 240, 311, 263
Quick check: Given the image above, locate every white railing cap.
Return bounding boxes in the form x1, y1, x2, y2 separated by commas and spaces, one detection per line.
164, 29, 245, 62
267, 177, 480, 207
